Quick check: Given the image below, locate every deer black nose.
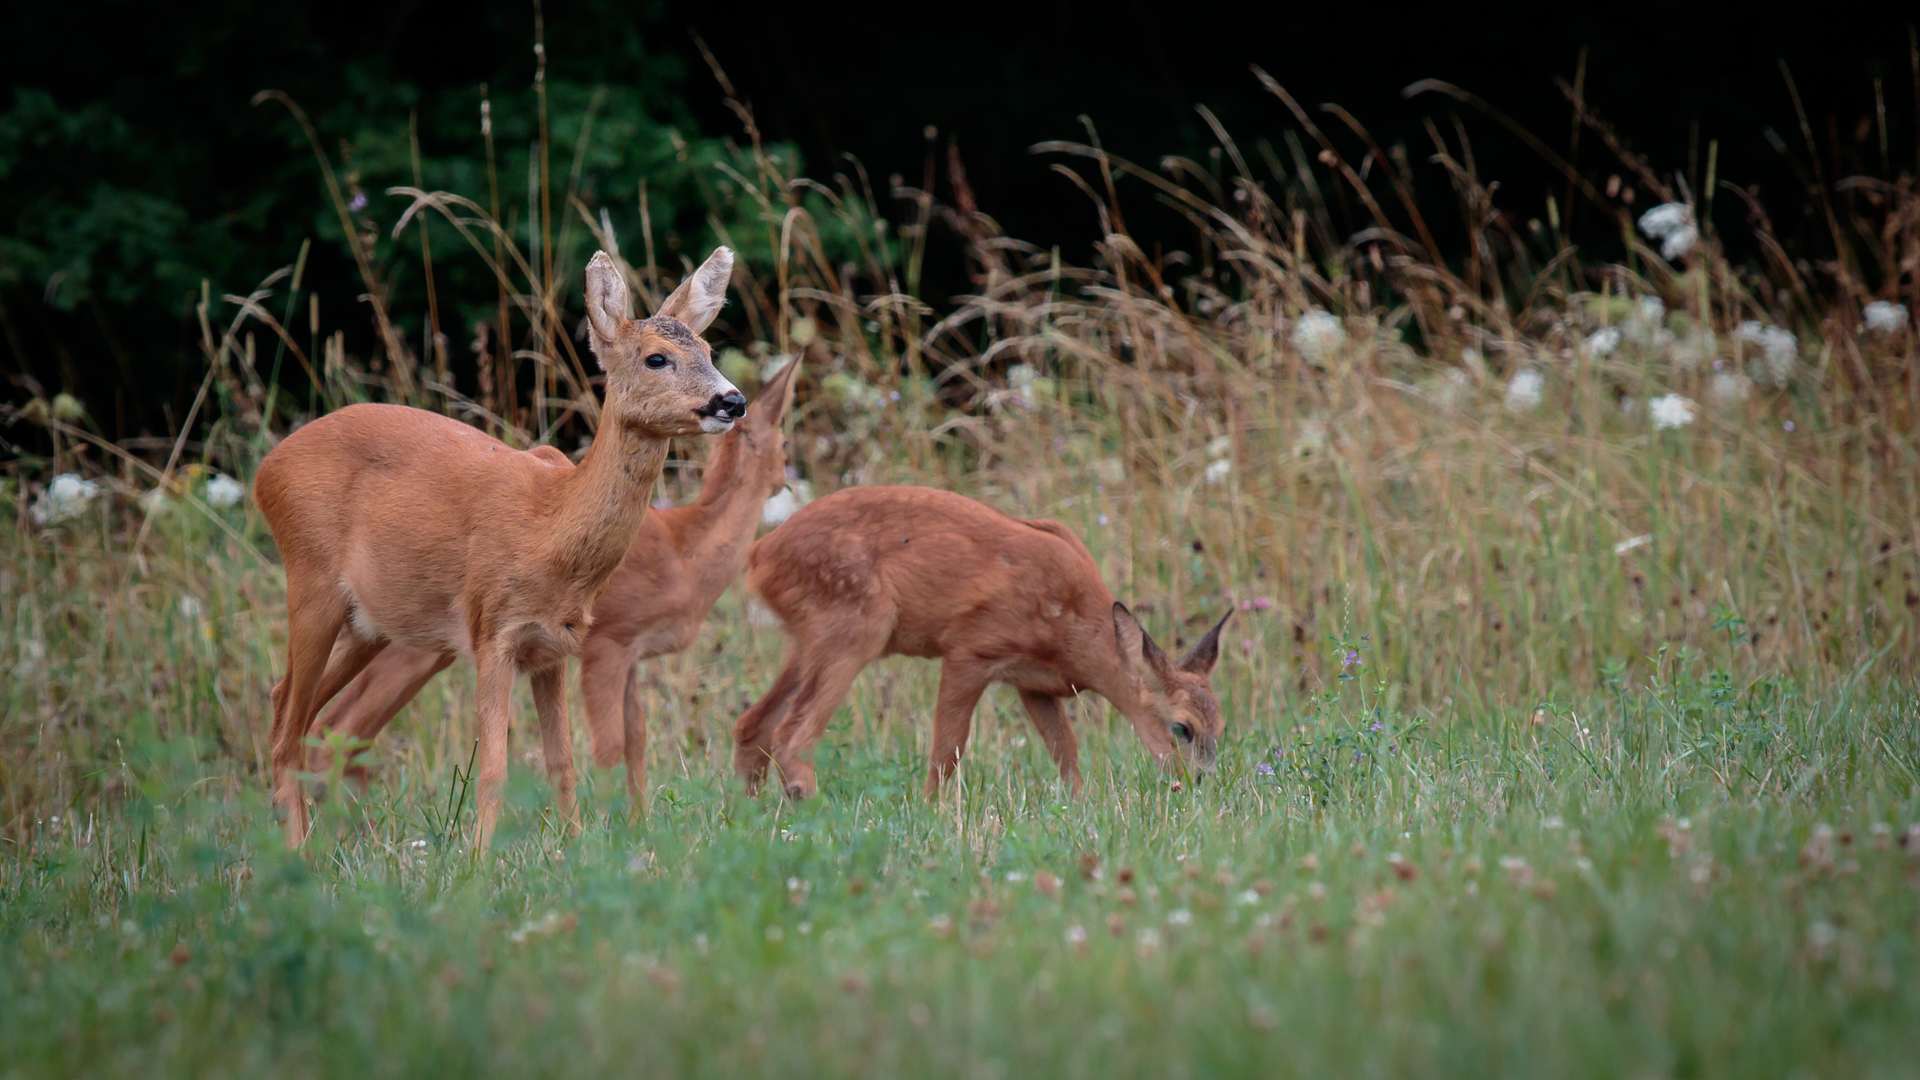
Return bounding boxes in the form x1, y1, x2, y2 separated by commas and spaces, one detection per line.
708, 390, 747, 419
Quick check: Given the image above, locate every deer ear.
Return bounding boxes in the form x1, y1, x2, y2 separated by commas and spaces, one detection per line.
1112, 602, 1175, 683
655, 246, 734, 333
752, 352, 803, 426
583, 251, 630, 359
1178, 611, 1231, 677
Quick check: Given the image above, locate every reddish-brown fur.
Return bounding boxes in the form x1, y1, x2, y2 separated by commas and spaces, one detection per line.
253, 248, 741, 848
308, 356, 802, 805
732, 486, 1229, 799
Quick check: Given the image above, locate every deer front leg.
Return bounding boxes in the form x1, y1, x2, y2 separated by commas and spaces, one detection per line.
472, 648, 515, 850
531, 663, 580, 836
1018, 690, 1082, 796
924, 659, 992, 799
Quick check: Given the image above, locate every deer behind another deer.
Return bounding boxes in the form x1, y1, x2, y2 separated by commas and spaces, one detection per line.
733, 485, 1229, 799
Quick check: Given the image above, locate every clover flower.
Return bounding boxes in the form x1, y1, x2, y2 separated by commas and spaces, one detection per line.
1504, 369, 1543, 413
30, 473, 100, 526
1649, 394, 1696, 431
1583, 327, 1621, 358
1291, 310, 1346, 362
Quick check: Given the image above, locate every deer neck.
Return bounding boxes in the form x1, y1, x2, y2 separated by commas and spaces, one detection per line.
546, 421, 670, 590
672, 434, 770, 603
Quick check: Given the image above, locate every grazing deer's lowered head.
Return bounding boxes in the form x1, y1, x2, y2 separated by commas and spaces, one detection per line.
1111, 602, 1230, 779
584, 248, 745, 438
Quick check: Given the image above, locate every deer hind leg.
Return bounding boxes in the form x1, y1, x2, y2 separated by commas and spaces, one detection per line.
530, 664, 580, 836
768, 628, 889, 801
732, 655, 803, 794
1018, 691, 1082, 796
578, 634, 631, 771
301, 633, 404, 781
270, 578, 351, 848
924, 659, 992, 799
314, 647, 454, 788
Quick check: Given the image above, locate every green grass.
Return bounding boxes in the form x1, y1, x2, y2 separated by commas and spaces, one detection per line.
4, 503, 1919, 1078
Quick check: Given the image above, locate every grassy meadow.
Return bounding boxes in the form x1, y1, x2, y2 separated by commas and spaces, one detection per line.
6, 67, 1920, 1078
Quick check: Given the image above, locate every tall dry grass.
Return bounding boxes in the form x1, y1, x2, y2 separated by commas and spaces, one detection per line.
5, 59, 1920, 834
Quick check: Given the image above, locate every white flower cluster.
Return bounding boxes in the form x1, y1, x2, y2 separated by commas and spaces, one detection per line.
1733, 321, 1798, 388
1203, 434, 1233, 486
1504, 369, 1544, 413
1649, 394, 1697, 431
1583, 327, 1622, 358
205, 473, 246, 509
1638, 203, 1698, 261
30, 473, 100, 526
1291, 310, 1347, 362
1863, 300, 1909, 335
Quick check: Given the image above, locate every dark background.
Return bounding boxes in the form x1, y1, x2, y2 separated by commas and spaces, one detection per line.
3, 0, 1915, 442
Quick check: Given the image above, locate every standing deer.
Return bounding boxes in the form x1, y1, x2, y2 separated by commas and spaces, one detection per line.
732, 485, 1230, 799
307, 355, 803, 805
253, 248, 743, 848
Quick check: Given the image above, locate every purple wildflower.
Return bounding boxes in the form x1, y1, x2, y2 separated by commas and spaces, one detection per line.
1253, 596, 1274, 611
1370, 721, 1383, 733
1341, 649, 1362, 670
348, 191, 368, 212
1256, 763, 1275, 777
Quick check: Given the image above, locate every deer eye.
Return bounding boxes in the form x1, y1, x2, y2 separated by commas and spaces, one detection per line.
644, 353, 670, 369
1171, 722, 1193, 743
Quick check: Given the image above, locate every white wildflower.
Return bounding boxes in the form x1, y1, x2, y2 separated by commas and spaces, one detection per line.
1504, 369, 1544, 413
761, 479, 813, 527
1291, 310, 1347, 362
1065, 924, 1088, 947
1708, 372, 1752, 405
1863, 300, 1909, 335
30, 473, 100, 526
1635, 295, 1666, 326
178, 596, 205, 620
1203, 458, 1232, 486
1235, 889, 1262, 906
1649, 394, 1696, 431
1734, 321, 1798, 387
1167, 909, 1193, 926
137, 488, 172, 515
1583, 327, 1622, 358
204, 473, 245, 509
1613, 534, 1652, 555
1637, 203, 1697, 260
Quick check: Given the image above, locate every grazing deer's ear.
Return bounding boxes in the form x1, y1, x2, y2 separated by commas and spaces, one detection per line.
1178, 611, 1231, 677
752, 352, 803, 425
1113, 602, 1175, 682
655, 246, 734, 334
583, 251, 630, 357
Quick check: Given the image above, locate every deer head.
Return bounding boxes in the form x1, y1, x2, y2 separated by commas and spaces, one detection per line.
585, 248, 745, 438
1112, 603, 1230, 778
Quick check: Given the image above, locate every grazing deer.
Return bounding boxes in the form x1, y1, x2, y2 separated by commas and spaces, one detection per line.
308, 355, 803, 805
253, 248, 743, 848
732, 485, 1229, 799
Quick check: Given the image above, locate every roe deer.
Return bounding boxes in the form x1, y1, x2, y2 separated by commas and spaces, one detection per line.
253, 247, 743, 848
731, 485, 1229, 799
308, 355, 803, 805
